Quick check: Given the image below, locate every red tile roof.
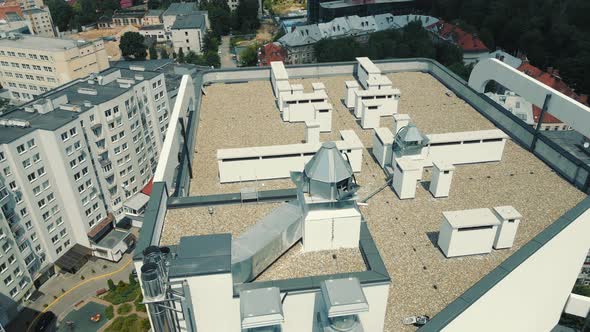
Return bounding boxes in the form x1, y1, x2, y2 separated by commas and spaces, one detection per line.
141, 178, 153, 195
426, 20, 488, 53
518, 62, 589, 125
258, 43, 287, 66
87, 213, 114, 238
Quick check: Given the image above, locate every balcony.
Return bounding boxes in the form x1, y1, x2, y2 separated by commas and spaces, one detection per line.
0, 186, 8, 204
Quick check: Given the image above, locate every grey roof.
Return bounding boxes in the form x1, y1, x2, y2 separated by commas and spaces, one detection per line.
145, 9, 164, 17
304, 141, 353, 183
347, 15, 377, 33
0, 67, 161, 144
140, 24, 164, 31
279, 24, 322, 47
0, 34, 92, 51
168, 234, 232, 278
163, 2, 198, 16
171, 13, 205, 30
374, 13, 396, 31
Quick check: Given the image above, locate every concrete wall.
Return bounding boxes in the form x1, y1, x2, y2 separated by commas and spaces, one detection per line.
154, 75, 194, 189
440, 208, 590, 332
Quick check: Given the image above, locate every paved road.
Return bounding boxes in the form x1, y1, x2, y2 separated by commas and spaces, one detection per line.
220, 36, 236, 68
7, 254, 135, 332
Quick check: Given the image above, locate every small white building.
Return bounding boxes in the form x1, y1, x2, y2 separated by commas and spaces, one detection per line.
438, 208, 500, 258
171, 14, 206, 55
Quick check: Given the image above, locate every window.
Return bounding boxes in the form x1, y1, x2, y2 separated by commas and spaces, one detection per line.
25, 221, 32, 230
0, 263, 6, 273
27, 172, 37, 182
81, 167, 88, 176
4, 275, 13, 286
69, 128, 77, 136
0, 151, 4, 161
3, 167, 11, 176
60, 132, 69, 141
56, 217, 63, 226
7, 254, 15, 264
51, 235, 58, 244
37, 167, 45, 176
69, 159, 77, 168
41, 180, 49, 190
43, 212, 50, 222
60, 229, 67, 238
30, 233, 37, 241
32, 153, 40, 162
65, 146, 73, 155
47, 192, 54, 202
20, 208, 28, 217
22, 159, 31, 168
33, 186, 41, 195
64, 239, 70, 247
16, 144, 25, 154
37, 198, 46, 208
2, 242, 11, 253
74, 141, 81, 150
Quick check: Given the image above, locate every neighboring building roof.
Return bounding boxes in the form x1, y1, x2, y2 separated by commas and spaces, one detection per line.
426, 20, 488, 53
0, 67, 160, 144
0, 33, 93, 51
279, 14, 421, 48
22, 7, 45, 15
140, 24, 164, 31
258, 42, 287, 66
163, 2, 197, 16
97, 15, 112, 23
517, 61, 589, 125
279, 24, 322, 47
171, 13, 205, 30
145, 9, 163, 17
112, 9, 145, 19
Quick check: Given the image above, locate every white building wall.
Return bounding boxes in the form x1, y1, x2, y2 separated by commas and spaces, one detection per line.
172, 28, 203, 55
441, 207, 590, 332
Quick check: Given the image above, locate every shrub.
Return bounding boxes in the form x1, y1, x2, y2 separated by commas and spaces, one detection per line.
103, 281, 141, 305
128, 273, 136, 285
80, 275, 85, 280
117, 303, 133, 315
105, 305, 114, 320
107, 279, 116, 291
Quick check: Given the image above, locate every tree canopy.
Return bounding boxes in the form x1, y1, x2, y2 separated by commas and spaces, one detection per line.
119, 32, 147, 60
314, 22, 470, 79
426, 0, 590, 96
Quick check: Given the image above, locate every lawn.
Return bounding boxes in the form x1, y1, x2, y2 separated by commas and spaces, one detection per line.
103, 280, 141, 305
104, 314, 150, 332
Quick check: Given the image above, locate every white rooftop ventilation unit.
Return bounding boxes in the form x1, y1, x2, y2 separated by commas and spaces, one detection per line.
0, 119, 31, 128
240, 287, 284, 331
319, 277, 368, 332
77, 87, 98, 96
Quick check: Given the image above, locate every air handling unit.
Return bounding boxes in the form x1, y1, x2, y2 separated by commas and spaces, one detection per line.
291, 142, 363, 252
318, 277, 369, 332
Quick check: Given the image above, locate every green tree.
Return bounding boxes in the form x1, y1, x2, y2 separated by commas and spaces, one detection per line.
232, 0, 260, 33
149, 45, 158, 60
45, 0, 74, 32
107, 279, 116, 290
177, 48, 186, 63
160, 48, 170, 59
239, 45, 258, 66
315, 37, 361, 62
119, 32, 147, 60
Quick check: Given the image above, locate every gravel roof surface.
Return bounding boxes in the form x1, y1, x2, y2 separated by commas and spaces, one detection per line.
169, 71, 584, 331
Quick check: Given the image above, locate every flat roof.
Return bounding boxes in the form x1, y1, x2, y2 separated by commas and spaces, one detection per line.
95, 229, 130, 249
0, 67, 161, 144
163, 71, 585, 331
0, 34, 92, 51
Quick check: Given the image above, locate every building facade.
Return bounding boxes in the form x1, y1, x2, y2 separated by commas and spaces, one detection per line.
112, 9, 145, 27
170, 14, 205, 54
0, 65, 178, 326
0, 33, 109, 102
142, 9, 163, 26
21, 7, 54, 37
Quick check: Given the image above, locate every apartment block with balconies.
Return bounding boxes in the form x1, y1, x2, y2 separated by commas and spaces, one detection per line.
0, 66, 175, 326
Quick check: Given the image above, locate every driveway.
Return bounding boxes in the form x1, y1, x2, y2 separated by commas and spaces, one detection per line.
7, 254, 135, 332
220, 35, 236, 68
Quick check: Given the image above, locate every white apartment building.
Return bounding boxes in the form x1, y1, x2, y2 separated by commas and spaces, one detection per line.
170, 14, 205, 54
21, 7, 55, 37
0, 65, 178, 327
0, 33, 109, 102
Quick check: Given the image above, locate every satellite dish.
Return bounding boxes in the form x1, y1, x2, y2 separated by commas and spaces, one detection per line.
584, 142, 590, 149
